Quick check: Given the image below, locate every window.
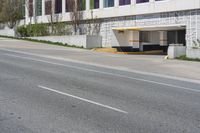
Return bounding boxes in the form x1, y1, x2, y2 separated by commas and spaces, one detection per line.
36, 0, 42, 16
29, 0, 33, 17
79, 0, 86, 10
66, 0, 85, 12
45, 0, 52, 15
90, 0, 99, 9
104, 0, 114, 8
20, 0, 25, 18
66, 0, 69, 12
45, 0, 62, 15
55, 0, 62, 14
119, 0, 131, 6
136, 0, 149, 4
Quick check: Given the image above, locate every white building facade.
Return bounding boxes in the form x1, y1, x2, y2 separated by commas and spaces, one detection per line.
24, 0, 200, 52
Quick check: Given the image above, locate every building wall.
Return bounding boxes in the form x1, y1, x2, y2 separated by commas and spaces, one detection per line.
100, 9, 200, 48
25, 0, 200, 24
23, 0, 200, 48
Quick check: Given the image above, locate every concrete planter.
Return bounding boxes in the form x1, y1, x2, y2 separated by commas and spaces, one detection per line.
167, 44, 186, 59
29, 35, 102, 49
186, 48, 200, 59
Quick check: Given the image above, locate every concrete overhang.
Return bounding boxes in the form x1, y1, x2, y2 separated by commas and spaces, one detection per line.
112, 24, 186, 31
112, 27, 141, 31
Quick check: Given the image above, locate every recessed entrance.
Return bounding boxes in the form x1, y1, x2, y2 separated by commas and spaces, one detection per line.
111, 25, 186, 54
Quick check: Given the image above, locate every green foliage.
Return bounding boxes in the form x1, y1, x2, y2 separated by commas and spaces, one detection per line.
27, 24, 49, 37
0, 0, 5, 23
17, 25, 28, 37
52, 23, 69, 35
0, 0, 24, 28
17, 23, 72, 37
17, 24, 49, 37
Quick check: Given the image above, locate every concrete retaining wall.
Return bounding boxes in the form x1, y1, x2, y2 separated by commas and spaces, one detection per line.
167, 45, 186, 59
29, 35, 102, 49
186, 48, 200, 59
0, 27, 15, 37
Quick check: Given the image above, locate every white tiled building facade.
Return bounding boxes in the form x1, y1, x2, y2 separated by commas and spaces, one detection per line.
25, 0, 200, 50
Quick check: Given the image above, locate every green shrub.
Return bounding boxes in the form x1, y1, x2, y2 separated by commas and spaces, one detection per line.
17, 24, 49, 37
27, 24, 49, 37
17, 25, 28, 37
48, 23, 71, 35
53, 23, 67, 35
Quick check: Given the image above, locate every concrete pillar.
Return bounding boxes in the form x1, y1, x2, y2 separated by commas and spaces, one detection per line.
100, 0, 104, 9
42, 0, 45, 16
52, 0, 55, 14
129, 30, 140, 49
33, 0, 36, 24
150, 0, 155, 3
131, 0, 136, 5
160, 31, 168, 46
25, 0, 29, 24
62, 0, 66, 14
149, 0, 155, 11
86, 0, 90, 10
115, 0, 119, 7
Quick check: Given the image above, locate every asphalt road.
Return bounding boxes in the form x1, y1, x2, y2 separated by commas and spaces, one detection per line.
0, 45, 200, 133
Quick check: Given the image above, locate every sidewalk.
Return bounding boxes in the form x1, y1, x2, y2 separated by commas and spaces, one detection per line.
0, 38, 200, 82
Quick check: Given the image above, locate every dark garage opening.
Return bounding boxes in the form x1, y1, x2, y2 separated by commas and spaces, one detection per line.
167, 30, 186, 46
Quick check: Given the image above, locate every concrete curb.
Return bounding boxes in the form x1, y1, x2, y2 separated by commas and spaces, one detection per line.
92, 48, 164, 55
